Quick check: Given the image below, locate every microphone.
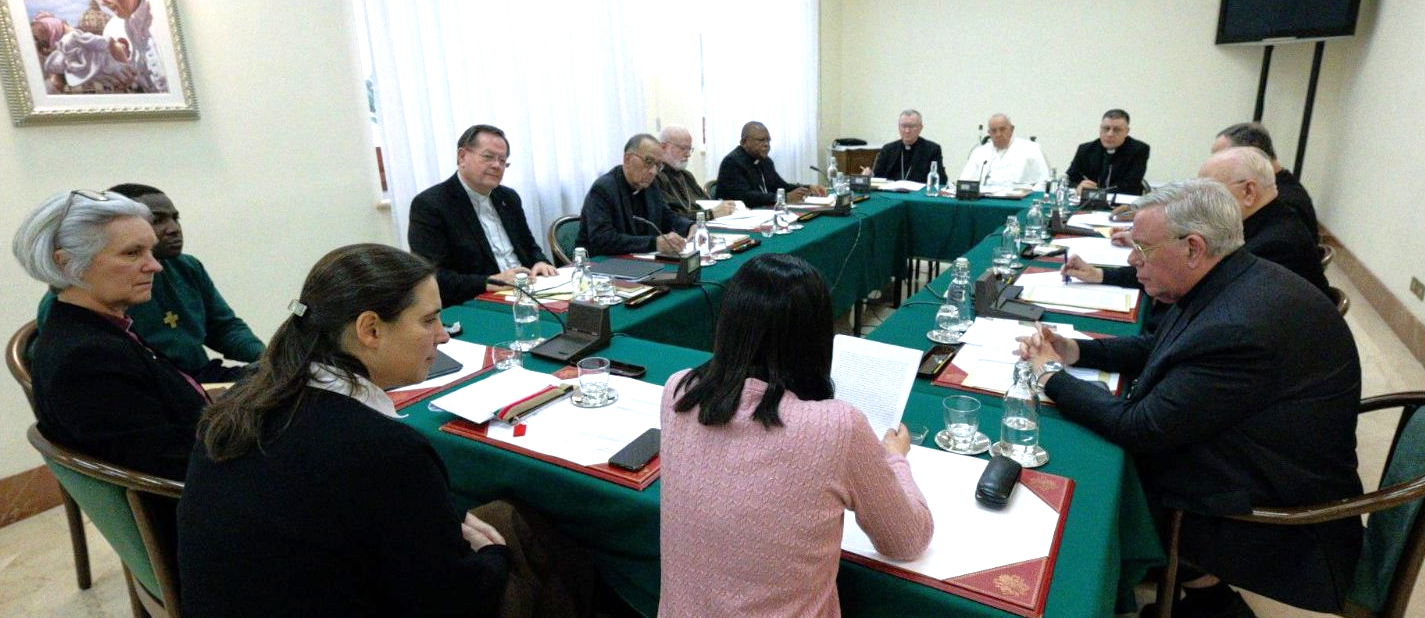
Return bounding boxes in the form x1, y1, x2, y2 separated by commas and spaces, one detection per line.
1104, 164, 1114, 193
632, 215, 662, 236
810, 165, 827, 184
979, 159, 991, 187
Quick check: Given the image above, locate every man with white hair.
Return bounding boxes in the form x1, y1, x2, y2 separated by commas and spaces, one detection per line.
959, 113, 1051, 189
653, 124, 735, 220
1020, 179, 1362, 616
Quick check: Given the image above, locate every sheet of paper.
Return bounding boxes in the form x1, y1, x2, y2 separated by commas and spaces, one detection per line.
695, 199, 746, 211
957, 317, 1079, 348
390, 339, 488, 392
1051, 236, 1132, 267
485, 375, 663, 466
707, 209, 777, 231
429, 367, 560, 424
1113, 193, 1140, 205
841, 446, 1061, 579
960, 359, 1018, 394
830, 335, 921, 437
1015, 271, 1141, 312
801, 195, 836, 206
880, 180, 926, 192
1067, 211, 1132, 229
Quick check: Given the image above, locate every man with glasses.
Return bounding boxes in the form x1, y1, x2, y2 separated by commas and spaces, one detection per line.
408, 123, 557, 307
868, 109, 945, 183
1021, 179, 1362, 617
577, 133, 694, 257
715, 121, 826, 207
654, 124, 736, 220
1066, 108, 1151, 195
958, 113, 1050, 190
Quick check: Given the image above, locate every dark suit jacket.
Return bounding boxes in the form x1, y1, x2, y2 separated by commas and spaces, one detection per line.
179, 389, 511, 617
1243, 198, 1330, 296
1046, 250, 1362, 611
714, 146, 802, 207
575, 166, 694, 257
1065, 135, 1150, 195
31, 300, 208, 480
871, 138, 946, 183
408, 174, 550, 307
1275, 167, 1320, 243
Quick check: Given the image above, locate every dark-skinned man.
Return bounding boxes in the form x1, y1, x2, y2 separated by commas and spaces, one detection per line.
714, 121, 826, 207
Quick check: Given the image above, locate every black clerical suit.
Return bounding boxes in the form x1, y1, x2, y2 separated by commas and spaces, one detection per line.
408, 174, 550, 307
31, 300, 208, 480
1066, 135, 1150, 195
1045, 250, 1362, 611
1275, 167, 1321, 243
714, 146, 804, 207
871, 138, 946, 183
576, 165, 693, 257
179, 388, 511, 617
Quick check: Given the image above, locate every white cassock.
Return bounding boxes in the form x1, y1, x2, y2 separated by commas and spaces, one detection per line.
959, 137, 1052, 190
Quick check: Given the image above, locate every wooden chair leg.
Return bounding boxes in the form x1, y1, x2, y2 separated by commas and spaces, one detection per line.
60, 486, 92, 590
1156, 510, 1183, 618
124, 565, 150, 618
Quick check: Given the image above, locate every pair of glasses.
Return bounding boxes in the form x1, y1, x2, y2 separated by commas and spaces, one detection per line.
466, 149, 511, 169
1129, 235, 1187, 260
639, 156, 664, 171
54, 189, 113, 246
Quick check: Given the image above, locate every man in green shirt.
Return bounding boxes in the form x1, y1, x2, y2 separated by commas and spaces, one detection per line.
37, 184, 263, 382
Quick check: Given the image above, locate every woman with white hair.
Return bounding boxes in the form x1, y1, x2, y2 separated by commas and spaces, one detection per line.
13, 189, 208, 480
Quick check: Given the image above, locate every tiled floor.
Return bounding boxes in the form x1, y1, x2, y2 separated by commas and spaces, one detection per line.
2, 262, 1422, 618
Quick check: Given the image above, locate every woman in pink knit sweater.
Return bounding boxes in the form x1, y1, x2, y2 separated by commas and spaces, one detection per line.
657, 253, 935, 617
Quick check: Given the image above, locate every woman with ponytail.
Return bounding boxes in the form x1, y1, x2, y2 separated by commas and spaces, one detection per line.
657, 254, 935, 618
177, 244, 511, 617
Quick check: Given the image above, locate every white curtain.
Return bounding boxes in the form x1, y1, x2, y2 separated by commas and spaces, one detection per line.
701, 0, 821, 188
358, 0, 648, 250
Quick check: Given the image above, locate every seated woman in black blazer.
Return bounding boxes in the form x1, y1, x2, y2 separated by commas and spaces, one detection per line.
13, 190, 209, 480
178, 244, 510, 617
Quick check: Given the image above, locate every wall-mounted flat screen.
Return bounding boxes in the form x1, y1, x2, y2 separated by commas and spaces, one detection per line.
1216, 0, 1361, 45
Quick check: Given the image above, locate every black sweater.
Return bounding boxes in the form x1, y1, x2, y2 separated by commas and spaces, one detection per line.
179, 388, 510, 617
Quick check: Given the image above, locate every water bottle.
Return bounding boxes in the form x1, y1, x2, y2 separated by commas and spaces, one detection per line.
571, 247, 593, 301
773, 188, 791, 235
511, 273, 542, 351
826, 156, 840, 187
997, 361, 1048, 467
693, 211, 714, 266
948, 257, 974, 332
926, 161, 941, 197
1024, 201, 1046, 245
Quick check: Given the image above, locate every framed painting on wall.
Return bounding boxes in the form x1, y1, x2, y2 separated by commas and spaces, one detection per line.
0, 0, 197, 125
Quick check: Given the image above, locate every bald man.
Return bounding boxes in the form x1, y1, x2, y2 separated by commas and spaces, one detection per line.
714, 121, 825, 207
654, 124, 735, 219
959, 113, 1052, 190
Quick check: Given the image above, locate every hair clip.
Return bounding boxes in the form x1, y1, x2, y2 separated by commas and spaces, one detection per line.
288, 299, 308, 317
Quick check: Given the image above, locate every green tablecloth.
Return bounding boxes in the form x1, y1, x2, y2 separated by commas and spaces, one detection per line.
456, 197, 908, 351
404, 307, 1163, 617
887, 190, 1037, 260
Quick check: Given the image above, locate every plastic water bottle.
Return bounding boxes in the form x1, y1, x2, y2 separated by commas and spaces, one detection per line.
947, 257, 974, 332
1024, 201, 1047, 244
511, 273, 542, 351
571, 247, 592, 301
826, 156, 840, 187
773, 188, 791, 235
997, 361, 1048, 467
926, 161, 941, 197
693, 211, 713, 266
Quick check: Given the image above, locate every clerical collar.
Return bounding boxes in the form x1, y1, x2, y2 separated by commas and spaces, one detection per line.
1106, 148, 1117, 155
456, 174, 492, 201
307, 363, 401, 419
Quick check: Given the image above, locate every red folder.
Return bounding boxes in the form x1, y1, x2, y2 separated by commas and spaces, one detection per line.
930, 331, 1121, 403
386, 347, 497, 410
1017, 266, 1143, 323
841, 470, 1075, 617
475, 291, 570, 313
438, 418, 660, 490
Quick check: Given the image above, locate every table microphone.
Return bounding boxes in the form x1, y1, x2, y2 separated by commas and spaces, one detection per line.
979, 159, 991, 187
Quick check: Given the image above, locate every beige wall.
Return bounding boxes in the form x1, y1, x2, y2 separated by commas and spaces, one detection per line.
0, 2, 393, 479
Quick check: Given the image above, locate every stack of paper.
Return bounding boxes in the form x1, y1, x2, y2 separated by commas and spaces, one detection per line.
949, 318, 1119, 397
484, 375, 663, 466
1014, 271, 1141, 313
1050, 236, 1132, 267
1066, 211, 1131, 229
489, 266, 576, 300
831, 335, 922, 437
707, 209, 777, 231
880, 180, 926, 192
695, 199, 746, 211
429, 367, 560, 424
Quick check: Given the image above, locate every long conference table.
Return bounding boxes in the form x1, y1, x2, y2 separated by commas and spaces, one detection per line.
402, 190, 1165, 617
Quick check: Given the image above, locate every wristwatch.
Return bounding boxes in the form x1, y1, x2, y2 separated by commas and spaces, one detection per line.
1036, 361, 1064, 387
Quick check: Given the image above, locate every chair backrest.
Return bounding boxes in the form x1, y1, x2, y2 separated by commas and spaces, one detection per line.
1329, 286, 1351, 317
1347, 392, 1425, 617
1321, 243, 1336, 268
27, 425, 183, 616
704, 179, 718, 198
6, 320, 37, 409
547, 215, 581, 266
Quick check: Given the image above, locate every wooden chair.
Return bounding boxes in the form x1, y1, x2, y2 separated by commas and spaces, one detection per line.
546, 215, 581, 267
28, 425, 184, 618
1330, 286, 1351, 317
704, 179, 718, 198
1155, 392, 1425, 618
6, 320, 92, 591
1322, 244, 1336, 268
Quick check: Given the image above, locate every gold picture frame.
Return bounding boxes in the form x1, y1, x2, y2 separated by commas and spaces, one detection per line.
0, 0, 197, 126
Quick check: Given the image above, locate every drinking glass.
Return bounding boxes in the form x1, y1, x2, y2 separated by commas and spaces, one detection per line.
906, 424, 929, 446
591, 274, 620, 305
491, 341, 523, 370
712, 236, 733, 261
577, 357, 612, 406
927, 304, 961, 344
936, 395, 986, 454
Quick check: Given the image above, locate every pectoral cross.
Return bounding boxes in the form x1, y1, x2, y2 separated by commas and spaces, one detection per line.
163, 311, 179, 328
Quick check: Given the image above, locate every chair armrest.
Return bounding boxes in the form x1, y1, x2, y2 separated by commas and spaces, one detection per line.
1227, 475, 1425, 525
